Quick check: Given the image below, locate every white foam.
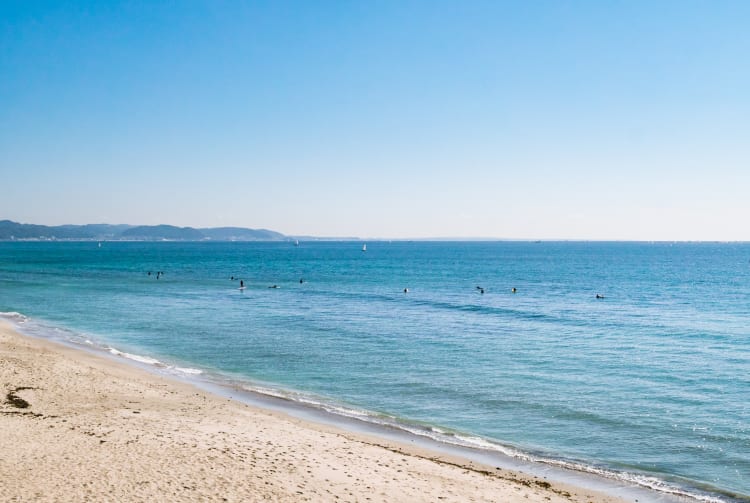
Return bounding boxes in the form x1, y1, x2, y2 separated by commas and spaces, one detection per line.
173, 367, 203, 375
108, 348, 163, 366
319, 403, 379, 421
0, 311, 28, 323
518, 457, 728, 503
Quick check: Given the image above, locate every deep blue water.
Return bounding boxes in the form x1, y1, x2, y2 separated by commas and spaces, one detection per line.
1, 241, 748, 501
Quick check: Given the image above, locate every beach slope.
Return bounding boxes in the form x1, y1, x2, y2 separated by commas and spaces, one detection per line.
0, 322, 624, 502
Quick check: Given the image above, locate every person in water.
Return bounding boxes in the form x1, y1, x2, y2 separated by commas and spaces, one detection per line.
240, 280, 244, 288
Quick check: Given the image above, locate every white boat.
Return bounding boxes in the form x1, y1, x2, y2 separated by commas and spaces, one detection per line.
362, 244, 367, 252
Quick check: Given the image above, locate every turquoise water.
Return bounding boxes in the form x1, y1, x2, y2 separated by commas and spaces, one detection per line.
1, 241, 748, 501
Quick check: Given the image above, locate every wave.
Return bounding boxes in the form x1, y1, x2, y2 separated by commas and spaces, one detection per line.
104, 347, 203, 376
307, 289, 566, 325
2, 311, 204, 377
107, 347, 163, 366
0, 311, 29, 323
174, 367, 204, 375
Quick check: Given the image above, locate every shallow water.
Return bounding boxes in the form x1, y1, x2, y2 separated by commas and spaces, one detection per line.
1, 241, 748, 501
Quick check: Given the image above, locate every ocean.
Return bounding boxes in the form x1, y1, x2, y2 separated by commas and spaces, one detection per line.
1, 241, 748, 501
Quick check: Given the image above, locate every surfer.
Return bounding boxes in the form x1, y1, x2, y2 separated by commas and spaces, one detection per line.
240, 280, 244, 288
299, 278, 305, 284
404, 288, 409, 293
596, 293, 604, 299
511, 287, 517, 293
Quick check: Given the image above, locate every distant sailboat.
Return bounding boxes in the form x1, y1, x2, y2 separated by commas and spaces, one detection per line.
362, 244, 367, 252
295, 240, 299, 247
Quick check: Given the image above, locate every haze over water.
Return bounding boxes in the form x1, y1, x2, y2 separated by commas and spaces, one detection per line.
1, 240, 748, 501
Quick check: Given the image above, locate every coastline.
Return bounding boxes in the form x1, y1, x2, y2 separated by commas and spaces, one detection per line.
0, 319, 630, 503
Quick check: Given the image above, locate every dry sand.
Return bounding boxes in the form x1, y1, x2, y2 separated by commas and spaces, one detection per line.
0, 321, 628, 502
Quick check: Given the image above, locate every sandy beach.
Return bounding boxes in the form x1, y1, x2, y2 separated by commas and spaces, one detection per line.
0, 321, 627, 503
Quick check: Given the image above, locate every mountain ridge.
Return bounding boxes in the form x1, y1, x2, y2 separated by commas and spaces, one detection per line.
0, 220, 287, 241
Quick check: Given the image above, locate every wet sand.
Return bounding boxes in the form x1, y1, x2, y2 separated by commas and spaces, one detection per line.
0, 321, 627, 502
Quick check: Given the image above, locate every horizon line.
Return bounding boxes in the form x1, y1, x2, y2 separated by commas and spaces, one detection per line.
3, 219, 748, 243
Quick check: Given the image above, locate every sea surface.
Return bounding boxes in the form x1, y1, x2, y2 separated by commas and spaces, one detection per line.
1, 241, 748, 501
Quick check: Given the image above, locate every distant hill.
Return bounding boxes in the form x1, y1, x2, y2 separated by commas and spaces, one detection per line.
0, 220, 287, 241
0, 220, 132, 240
58, 224, 134, 237
120, 225, 206, 241
0, 220, 64, 239
200, 227, 285, 241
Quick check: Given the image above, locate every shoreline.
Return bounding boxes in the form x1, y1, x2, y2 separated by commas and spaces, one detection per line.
0, 318, 637, 502
5, 314, 723, 503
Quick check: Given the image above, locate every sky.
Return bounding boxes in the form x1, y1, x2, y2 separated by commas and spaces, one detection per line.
1, 1, 748, 240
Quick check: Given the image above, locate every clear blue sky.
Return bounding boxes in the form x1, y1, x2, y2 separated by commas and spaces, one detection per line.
1, 1, 748, 240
